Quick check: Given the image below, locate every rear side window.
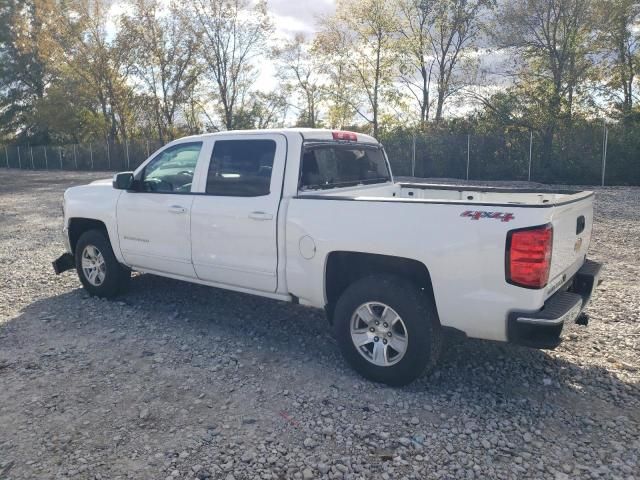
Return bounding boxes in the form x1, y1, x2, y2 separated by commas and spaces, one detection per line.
206, 140, 276, 196
300, 146, 390, 190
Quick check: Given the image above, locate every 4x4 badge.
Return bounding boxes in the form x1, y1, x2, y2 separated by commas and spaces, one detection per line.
461, 210, 515, 222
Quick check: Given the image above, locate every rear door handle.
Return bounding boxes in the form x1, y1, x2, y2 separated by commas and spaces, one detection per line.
168, 205, 187, 214
249, 211, 273, 221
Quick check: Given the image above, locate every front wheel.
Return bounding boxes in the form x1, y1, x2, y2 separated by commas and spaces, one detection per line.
75, 229, 130, 298
333, 274, 442, 386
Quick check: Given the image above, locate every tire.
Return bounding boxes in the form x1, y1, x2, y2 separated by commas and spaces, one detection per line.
74, 229, 130, 298
333, 274, 442, 386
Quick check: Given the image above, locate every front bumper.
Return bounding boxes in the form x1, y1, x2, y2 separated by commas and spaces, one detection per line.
508, 259, 602, 349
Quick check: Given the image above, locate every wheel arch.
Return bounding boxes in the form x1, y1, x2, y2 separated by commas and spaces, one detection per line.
324, 251, 438, 324
68, 218, 110, 254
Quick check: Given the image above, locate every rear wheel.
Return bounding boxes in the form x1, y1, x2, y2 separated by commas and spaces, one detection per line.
75, 229, 130, 298
333, 274, 441, 386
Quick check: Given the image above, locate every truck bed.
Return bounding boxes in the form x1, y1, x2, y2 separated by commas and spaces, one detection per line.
298, 181, 594, 207
289, 180, 595, 342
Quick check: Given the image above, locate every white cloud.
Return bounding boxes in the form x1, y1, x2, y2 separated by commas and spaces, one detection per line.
267, 0, 335, 36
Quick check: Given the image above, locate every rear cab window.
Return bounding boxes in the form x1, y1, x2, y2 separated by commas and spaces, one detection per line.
299, 143, 391, 191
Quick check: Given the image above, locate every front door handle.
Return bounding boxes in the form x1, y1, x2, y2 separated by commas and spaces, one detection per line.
168, 205, 187, 214
249, 211, 273, 221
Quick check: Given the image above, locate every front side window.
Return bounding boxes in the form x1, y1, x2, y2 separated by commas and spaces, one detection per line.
141, 142, 202, 193
206, 139, 276, 196
300, 145, 390, 190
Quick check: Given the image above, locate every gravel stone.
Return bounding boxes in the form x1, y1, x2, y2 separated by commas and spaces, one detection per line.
0, 171, 638, 480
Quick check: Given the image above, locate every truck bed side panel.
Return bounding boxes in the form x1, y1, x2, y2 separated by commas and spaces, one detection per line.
285, 198, 553, 342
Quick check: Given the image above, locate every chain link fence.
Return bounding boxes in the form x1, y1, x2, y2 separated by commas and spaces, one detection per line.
381, 126, 639, 186
0, 139, 164, 173
1, 129, 639, 185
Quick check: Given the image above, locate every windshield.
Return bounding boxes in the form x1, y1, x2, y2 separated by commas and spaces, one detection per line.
299, 144, 391, 190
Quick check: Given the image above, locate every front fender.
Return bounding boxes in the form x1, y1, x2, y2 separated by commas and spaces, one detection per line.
64, 184, 125, 264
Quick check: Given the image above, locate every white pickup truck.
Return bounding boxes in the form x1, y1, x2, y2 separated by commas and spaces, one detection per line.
53, 128, 602, 385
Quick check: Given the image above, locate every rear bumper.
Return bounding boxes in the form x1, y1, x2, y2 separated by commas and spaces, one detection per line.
507, 259, 602, 349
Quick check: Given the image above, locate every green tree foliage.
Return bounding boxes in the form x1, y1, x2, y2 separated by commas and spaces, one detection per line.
186, 0, 272, 130
0, 0, 56, 143
494, 0, 597, 168
595, 0, 640, 119
119, 0, 201, 143
318, 0, 399, 137
232, 91, 288, 130
44, 0, 136, 143
274, 34, 323, 128
0, 0, 638, 185
397, 0, 492, 128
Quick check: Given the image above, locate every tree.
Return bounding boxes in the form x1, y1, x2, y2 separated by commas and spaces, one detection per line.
274, 34, 323, 128
397, 0, 436, 129
496, 0, 597, 166
43, 0, 137, 143
596, 0, 640, 119
430, 0, 491, 123
318, 0, 399, 137
312, 26, 354, 129
394, 0, 491, 128
232, 91, 288, 129
0, 0, 57, 143
120, 0, 201, 142
186, 0, 272, 130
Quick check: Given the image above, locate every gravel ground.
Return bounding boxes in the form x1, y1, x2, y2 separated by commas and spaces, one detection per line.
0, 170, 638, 480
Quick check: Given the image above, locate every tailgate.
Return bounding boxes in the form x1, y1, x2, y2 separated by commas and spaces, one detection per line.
547, 194, 594, 295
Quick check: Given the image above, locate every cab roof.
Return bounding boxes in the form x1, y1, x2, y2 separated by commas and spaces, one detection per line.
179, 128, 380, 145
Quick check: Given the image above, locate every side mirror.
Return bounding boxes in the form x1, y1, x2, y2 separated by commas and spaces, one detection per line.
113, 172, 135, 190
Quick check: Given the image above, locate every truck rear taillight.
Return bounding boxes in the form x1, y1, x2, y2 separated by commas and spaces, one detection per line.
506, 224, 553, 289
332, 131, 358, 141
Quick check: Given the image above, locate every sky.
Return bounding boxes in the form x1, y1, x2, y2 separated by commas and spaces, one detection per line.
259, 0, 504, 117
106, 0, 506, 121
267, 0, 335, 38
108, 0, 336, 94
254, 0, 336, 91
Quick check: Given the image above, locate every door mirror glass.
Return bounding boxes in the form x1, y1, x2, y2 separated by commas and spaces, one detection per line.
113, 172, 134, 190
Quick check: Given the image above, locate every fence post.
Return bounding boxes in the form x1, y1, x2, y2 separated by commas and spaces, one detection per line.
126, 140, 130, 170
17, 146, 21, 169
30, 146, 34, 169
59, 147, 63, 169
73, 144, 78, 169
90, 143, 94, 170
146, 139, 150, 158
106, 138, 111, 170
4, 145, 8, 169
528, 131, 533, 182
411, 135, 416, 177
44, 145, 48, 169
601, 124, 608, 187
466, 134, 470, 180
